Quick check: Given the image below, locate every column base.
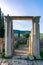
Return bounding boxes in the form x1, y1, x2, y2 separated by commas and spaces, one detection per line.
35, 55, 41, 59
5, 53, 12, 58
5, 54, 12, 57
4, 55, 12, 59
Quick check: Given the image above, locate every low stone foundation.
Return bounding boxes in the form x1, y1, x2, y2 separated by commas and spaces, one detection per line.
0, 59, 43, 65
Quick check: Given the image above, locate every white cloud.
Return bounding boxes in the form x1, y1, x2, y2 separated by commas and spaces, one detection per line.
13, 20, 32, 31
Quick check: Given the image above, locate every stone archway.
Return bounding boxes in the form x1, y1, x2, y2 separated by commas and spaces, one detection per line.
4, 15, 40, 58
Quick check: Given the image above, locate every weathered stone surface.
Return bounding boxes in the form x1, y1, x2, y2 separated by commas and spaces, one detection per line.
29, 17, 40, 58
29, 56, 34, 60
5, 16, 12, 57
12, 56, 20, 59
21, 56, 27, 59
0, 59, 43, 65
1, 62, 8, 65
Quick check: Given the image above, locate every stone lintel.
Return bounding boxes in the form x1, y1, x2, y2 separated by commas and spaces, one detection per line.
34, 16, 40, 18
5, 16, 40, 20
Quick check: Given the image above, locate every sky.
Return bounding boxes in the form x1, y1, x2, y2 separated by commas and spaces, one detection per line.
0, 0, 43, 33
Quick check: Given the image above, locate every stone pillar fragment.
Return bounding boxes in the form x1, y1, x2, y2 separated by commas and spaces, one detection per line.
29, 20, 34, 56
31, 21, 34, 55
5, 15, 12, 57
29, 33, 32, 55
32, 17, 40, 58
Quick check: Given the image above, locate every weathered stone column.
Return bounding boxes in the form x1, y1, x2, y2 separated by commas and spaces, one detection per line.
0, 43, 2, 53
32, 17, 40, 58
29, 33, 32, 55
29, 20, 34, 55
5, 15, 12, 57
11, 20, 14, 55
31, 21, 34, 55
29, 34, 31, 55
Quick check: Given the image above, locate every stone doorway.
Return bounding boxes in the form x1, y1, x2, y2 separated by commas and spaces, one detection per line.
4, 15, 40, 58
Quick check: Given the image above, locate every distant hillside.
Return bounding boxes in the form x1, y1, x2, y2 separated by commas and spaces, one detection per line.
13, 30, 31, 34
13, 30, 43, 39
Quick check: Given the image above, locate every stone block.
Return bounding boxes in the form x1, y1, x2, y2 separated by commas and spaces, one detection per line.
21, 56, 27, 59
29, 56, 34, 60
1, 62, 8, 65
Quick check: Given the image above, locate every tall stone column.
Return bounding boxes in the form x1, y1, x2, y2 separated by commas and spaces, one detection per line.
29, 21, 34, 55
32, 17, 40, 58
11, 20, 14, 55
31, 20, 34, 55
29, 33, 32, 55
29, 34, 31, 55
5, 15, 12, 57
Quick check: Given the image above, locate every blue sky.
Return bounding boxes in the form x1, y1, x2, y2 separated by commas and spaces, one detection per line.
0, 0, 43, 33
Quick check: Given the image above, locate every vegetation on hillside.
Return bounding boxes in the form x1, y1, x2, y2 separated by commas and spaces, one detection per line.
23, 34, 29, 38
40, 33, 43, 40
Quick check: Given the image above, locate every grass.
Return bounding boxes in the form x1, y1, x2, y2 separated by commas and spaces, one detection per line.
0, 53, 12, 59
14, 41, 20, 49
40, 52, 43, 59
14, 44, 19, 49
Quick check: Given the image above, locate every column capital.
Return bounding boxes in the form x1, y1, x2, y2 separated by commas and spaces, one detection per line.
32, 16, 40, 23
35, 16, 40, 21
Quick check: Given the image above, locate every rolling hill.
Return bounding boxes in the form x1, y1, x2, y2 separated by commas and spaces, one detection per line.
13, 30, 31, 34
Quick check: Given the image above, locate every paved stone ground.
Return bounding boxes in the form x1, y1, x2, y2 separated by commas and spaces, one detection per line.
0, 59, 29, 65
14, 44, 29, 56
0, 44, 43, 65
0, 58, 43, 65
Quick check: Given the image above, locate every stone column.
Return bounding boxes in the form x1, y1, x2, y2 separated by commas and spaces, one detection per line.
11, 20, 14, 55
1, 45, 3, 53
0, 44, 2, 53
31, 21, 34, 55
29, 34, 31, 55
29, 33, 32, 55
5, 15, 12, 57
32, 17, 40, 58
29, 20, 34, 55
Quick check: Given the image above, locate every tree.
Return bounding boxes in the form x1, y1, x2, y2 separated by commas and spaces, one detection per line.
18, 31, 20, 38
0, 8, 4, 38
23, 34, 29, 38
